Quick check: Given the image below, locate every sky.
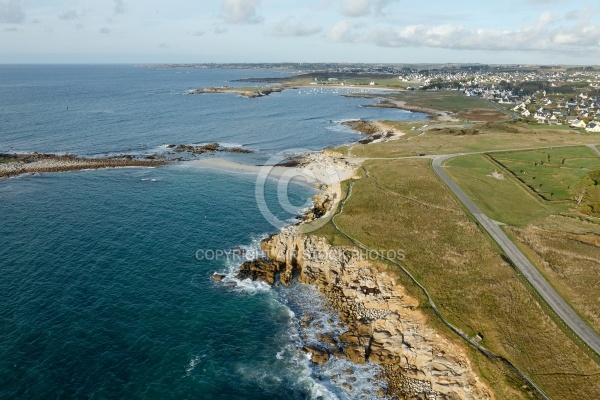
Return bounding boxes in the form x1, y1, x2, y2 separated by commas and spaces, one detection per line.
1, 0, 599, 64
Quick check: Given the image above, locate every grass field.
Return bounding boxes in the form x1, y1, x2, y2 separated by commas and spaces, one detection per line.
445, 148, 600, 332
507, 219, 600, 333
523, 123, 574, 131
309, 158, 600, 399
489, 146, 600, 201
386, 91, 497, 114
343, 122, 600, 159
444, 154, 568, 226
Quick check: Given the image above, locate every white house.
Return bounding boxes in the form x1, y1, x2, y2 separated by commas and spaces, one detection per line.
586, 122, 600, 132
570, 119, 587, 128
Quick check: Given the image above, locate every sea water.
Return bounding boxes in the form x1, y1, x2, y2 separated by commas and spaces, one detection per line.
0, 65, 425, 399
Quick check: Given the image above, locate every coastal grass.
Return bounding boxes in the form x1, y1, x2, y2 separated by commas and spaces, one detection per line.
311, 158, 600, 400
0, 157, 19, 164
441, 150, 600, 342
386, 91, 497, 114
522, 122, 574, 131
343, 123, 600, 158
444, 154, 569, 226
505, 221, 600, 334
489, 146, 600, 201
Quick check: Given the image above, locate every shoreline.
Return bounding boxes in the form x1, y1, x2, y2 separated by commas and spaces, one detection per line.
0, 143, 254, 180
213, 146, 492, 398
0, 155, 168, 179
188, 83, 402, 99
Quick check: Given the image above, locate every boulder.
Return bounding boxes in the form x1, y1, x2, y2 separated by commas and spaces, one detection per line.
211, 273, 225, 282
302, 346, 330, 365
237, 258, 283, 285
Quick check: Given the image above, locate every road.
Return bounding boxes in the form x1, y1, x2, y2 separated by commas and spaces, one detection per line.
587, 143, 600, 157
483, 99, 519, 121
432, 154, 600, 356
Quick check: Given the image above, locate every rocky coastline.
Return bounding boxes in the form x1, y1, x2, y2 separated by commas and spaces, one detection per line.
229, 152, 494, 399
0, 143, 253, 179
188, 86, 284, 98
0, 153, 167, 179
341, 120, 405, 144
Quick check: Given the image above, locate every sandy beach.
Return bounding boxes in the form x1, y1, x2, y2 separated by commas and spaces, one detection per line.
186, 152, 359, 224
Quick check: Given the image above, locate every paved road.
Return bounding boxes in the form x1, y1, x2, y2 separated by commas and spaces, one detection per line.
432, 155, 600, 356
587, 143, 600, 157
483, 99, 519, 121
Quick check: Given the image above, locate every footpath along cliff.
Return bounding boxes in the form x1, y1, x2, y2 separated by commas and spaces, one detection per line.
236, 153, 493, 399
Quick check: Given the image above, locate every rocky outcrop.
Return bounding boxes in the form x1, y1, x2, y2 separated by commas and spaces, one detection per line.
255, 229, 493, 399
341, 120, 404, 144
166, 143, 253, 155
188, 86, 284, 98
237, 258, 287, 286
0, 153, 167, 179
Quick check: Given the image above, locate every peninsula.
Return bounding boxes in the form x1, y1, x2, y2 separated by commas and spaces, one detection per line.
209, 64, 600, 400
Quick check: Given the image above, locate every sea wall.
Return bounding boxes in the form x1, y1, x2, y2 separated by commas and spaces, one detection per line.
248, 228, 493, 399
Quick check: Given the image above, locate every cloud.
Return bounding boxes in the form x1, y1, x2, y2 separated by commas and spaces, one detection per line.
59, 10, 79, 21
330, 11, 600, 54
330, 20, 362, 42
4, 26, 17, 31
339, 0, 398, 17
273, 17, 322, 37
193, 30, 205, 37
158, 43, 169, 48
113, 0, 125, 16
0, 0, 25, 24
221, 0, 263, 24
99, 27, 110, 34
214, 25, 228, 34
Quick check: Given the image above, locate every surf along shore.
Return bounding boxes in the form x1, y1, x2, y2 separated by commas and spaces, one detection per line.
204, 119, 494, 398
0, 143, 253, 179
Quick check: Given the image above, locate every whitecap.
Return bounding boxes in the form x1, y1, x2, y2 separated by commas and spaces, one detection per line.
185, 354, 203, 376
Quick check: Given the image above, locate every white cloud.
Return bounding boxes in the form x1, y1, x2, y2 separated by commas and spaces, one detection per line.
214, 25, 228, 34
330, 11, 600, 54
330, 20, 362, 41
99, 27, 110, 34
221, 0, 263, 24
339, 0, 398, 17
193, 30, 205, 37
273, 17, 322, 37
0, 0, 25, 24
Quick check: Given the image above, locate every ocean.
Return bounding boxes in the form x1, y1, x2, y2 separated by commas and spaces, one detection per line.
0, 65, 425, 399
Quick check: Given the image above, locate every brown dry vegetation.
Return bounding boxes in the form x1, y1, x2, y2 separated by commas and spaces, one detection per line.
507, 217, 600, 333
310, 158, 600, 400
462, 109, 508, 122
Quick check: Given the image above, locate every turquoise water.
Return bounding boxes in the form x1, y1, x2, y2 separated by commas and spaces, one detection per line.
0, 167, 323, 399
0, 66, 424, 399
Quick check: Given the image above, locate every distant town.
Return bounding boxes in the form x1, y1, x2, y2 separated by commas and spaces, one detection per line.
160, 63, 600, 132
